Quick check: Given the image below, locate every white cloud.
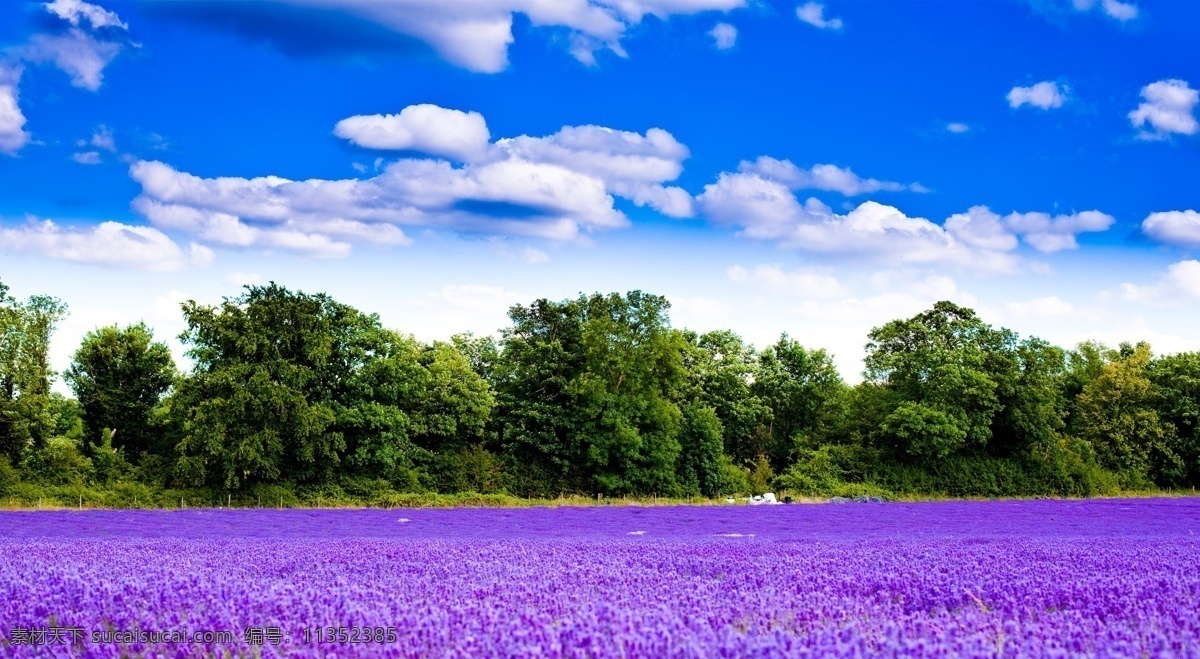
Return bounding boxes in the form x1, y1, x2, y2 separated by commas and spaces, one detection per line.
1007, 295, 1073, 317
1007, 81, 1067, 110
128, 104, 693, 257
697, 165, 1113, 270
88, 125, 115, 151
946, 206, 1113, 253
1129, 79, 1198, 140
252, 0, 744, 73
944, 206, 1020, 252
0, 217, 213, 271
1100, 0, 1138, 21
72, 151, 102, 165
1117, 260, 1200, 304
43, 0, 128, 30
497, 125, 694, 217
1142, 209, 1200, 248
726, 264, 847, 298
1060, 0, 1139, 22
698, 176, 1019, 272
708, 22, 737, 49
795, 2, 843, 30
18, 28, 122, 91
736, 157, 922, 195
946, 122, 970, 134
999, 208, 1114, 252
0, 66, 30, 155
333, 104, 491, 162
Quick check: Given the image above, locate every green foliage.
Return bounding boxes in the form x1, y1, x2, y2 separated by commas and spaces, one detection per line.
23, 436, 93, 485
1074, 344, 1179, 483
429, 445, 509, 495
747, 454, 774, 494
496, 291, 686, 495
0, 455, 19, 496
715, 455, 751, 495
1, 275, 1195, 503
752, 335, 845, 469
91, 429, 133, 485
170, 283, 422, 488
773, 446, 845, 493
65, 323, 176, 458
1147, 352, 1200, 486
868, 300, 1017, 460
0, 282, 68, 463
680, 330, 771, 464
675, 402, 724, 496
881, 401, 968, 460
410, 342, 494, 451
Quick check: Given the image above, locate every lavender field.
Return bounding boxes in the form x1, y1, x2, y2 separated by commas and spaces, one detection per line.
2, 499, 1199, 657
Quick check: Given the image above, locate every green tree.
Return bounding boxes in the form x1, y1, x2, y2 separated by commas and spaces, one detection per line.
1147, 352, 1200, 486
674, 402, 724, 496
0, 280, 68, 463
679, 330, 770, 464
65, 323, 176, 458
864, 301, 1008, 461
495, 291, 686, 495
990, 338, 1067, 457
171, 284, 421, 488
752, 335, 845, 469
1061, 341, 1117, 435
410, 341, 495, 452
1074, 344, 1178, 483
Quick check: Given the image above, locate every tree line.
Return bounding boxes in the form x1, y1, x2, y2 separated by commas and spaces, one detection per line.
1, 276, 1197, 503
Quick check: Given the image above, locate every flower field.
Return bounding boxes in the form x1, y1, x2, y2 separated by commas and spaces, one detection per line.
2, 498, 1199, 657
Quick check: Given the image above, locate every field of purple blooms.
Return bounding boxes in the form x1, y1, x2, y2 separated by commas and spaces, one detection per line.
2, 498, 1199, 657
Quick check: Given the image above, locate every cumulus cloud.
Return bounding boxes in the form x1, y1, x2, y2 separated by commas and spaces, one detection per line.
0, 66, 30, 155
1007, 295, 1073, 317
333, 105, 491, 161
496, 124, 694, 217
44, 0, 128, 30
1118, 260, 1200, 304
946, 122, 970, 134
709, 22, 737, 49
1099, 0, 1138, 21
1007, 81, 1067, 110
18, 29, 122, 91
993, 207, 1114, 252
127, 104, 693, 258
72, 151, 102, 165
736, 157, 922, 196
183, 0, 744, 73
697, 164, 1113, 271
1129, 79, 1198, 140
10, 2, 128, 97
796, 2, 843, 30
0, 217, 213, 271
1142, 210, 1200, 248
1049, 0, 1139, 22
946, 206, 1114, 253
86, 125, 116, 151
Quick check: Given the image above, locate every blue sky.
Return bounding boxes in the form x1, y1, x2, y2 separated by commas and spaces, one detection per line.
0, 0, 1198, 385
